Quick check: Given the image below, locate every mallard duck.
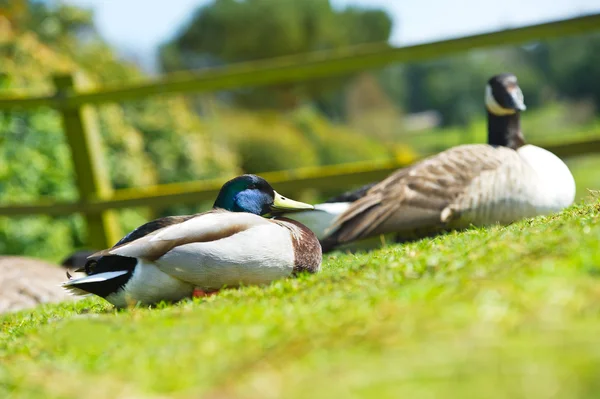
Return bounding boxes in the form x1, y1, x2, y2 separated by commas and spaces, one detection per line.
289, 73, 575, 252
62, 175, 322, 308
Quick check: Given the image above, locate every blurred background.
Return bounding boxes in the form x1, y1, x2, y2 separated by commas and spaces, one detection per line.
1, 0, 599, 261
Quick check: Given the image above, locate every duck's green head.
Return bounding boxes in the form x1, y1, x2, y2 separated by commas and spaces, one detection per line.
213, 174, 314, 216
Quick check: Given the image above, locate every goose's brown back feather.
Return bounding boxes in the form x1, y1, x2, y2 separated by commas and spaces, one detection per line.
325, 144, 521, 246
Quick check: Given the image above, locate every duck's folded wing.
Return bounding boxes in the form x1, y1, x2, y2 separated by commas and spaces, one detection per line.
113, 215, 199, 247
153, 222, 297, 289
326, 144, 514, 243
97, 210, 271, 261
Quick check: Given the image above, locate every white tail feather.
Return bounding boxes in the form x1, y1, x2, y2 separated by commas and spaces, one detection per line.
62, 270, 129, 289
62, 286, 93, 297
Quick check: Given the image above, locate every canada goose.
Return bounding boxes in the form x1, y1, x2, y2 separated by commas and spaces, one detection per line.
63, 175, 322, 308
289, 73, 575, 252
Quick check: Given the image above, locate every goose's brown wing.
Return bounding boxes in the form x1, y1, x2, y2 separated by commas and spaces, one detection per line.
325, 144, 514, 245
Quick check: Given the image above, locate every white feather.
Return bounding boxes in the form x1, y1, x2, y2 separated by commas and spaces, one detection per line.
454, 144, 575, 225
62, 270, 129, 286
61, 271, 130, 297
155, 223, 296, 291
287, 202, 351, 240
106, 260, 194, 308
517, 144, 576, 210
63, 286, 92, 297
485, 84, 516, 116
109, 211, 270, 258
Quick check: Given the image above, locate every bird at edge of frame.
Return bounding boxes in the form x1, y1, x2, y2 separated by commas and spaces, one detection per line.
286, 73, 575, 253
62, 174, 322, 308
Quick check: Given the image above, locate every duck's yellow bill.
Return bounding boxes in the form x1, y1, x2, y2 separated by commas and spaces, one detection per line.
271, 191, 314, 212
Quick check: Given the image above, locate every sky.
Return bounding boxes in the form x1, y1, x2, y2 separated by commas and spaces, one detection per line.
64, 0, 600, 72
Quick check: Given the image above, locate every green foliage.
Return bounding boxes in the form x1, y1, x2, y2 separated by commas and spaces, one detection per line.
207, 111, 318, 173
0, 11, 238, 260
0, 215, 83, 261
400, 102, 600, 155
8, 1, 95, 46
377, 34, 600, 127
529, 33, 600, 107
0, 12, 397, 260
2, 203, 600, 397
165, 0, 391, 63
121, 98, 238, 184
566, 155, 600, 201
314, 127, 391, 165
198, 108, 394, 174
0, 108, 84, 259
2, 1, 600, 264
292, 107, 392, 165
397, 47, 546, 126
160, 0, 392, 110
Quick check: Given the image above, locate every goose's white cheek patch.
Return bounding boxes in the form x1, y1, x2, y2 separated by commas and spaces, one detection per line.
485, 84, 516, 116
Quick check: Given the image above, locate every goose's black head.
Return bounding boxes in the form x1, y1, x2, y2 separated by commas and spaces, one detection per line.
486, 74, 527, 149
485, 73, 526, 116
213, 174, 313, 216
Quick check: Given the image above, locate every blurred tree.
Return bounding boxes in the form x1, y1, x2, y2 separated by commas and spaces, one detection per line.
346, 72, 403, 141
159, 0, 392, 112
543, 34, 600, 107
395, 47, 548, 126
0, 0, 27, 30
0, 2, 239, 260
3, 0, 96, 44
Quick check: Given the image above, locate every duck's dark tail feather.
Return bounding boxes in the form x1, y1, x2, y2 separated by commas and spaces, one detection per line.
62, 270, 130, 296
61, 255, 137, 298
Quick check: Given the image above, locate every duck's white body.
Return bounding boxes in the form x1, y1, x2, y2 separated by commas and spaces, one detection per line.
63, 211, 321, 307
105, 262, 193, 308
291, 202, 351, 240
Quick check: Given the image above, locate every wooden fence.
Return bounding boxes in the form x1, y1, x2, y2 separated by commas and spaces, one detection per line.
1, 13, 600, 249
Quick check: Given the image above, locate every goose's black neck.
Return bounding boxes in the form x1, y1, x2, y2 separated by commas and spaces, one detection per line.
487, 111, 525, 150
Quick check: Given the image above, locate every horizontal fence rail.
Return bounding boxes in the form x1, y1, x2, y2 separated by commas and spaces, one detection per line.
1, 13, 600, 248
1, 137, 599, 217
0, 13, 599, 110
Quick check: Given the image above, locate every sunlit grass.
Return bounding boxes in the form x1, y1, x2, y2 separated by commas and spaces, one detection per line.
1, 202, 599, 398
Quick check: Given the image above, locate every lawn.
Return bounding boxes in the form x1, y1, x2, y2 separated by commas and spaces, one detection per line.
1, 200, 600, 398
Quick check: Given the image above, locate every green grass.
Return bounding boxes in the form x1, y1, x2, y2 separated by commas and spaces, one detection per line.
2, 201, 600, 398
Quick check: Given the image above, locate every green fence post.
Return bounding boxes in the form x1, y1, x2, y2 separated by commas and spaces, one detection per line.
53, 73, 121, 249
